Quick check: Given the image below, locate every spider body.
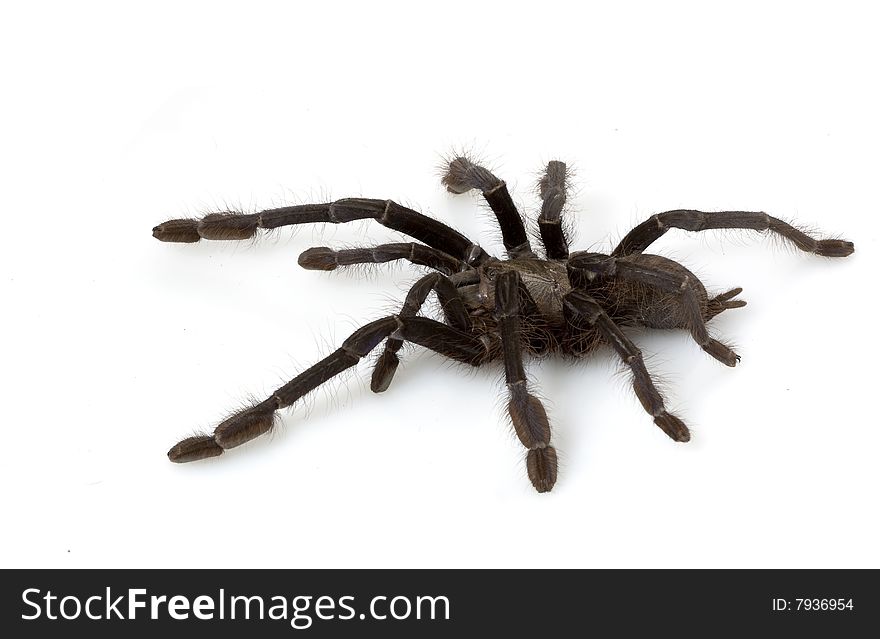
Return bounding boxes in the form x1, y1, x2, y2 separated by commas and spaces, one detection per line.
453, 253, 706, 358
471, 257, 571, 319
154, 155, 853, 492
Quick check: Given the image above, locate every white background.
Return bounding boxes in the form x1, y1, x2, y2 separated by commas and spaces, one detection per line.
2, 1, 877, 568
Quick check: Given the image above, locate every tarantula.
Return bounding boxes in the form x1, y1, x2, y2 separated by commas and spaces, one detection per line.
153, 156, 854, 492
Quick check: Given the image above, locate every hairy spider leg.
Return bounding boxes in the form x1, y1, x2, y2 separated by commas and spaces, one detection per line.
612, 210, 855, 258
442, 156, 534, 258
152, 198, 493, 267
562, 290, 691, 443
371, 273, 473, 393
495, 271, 557, 493
298, 242, 467, 275
612, 259, 740, 367
167, 316, 488, 463
537, 160, 570, 260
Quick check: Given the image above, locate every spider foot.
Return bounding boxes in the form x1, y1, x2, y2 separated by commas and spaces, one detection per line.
169, 400, 278, 462
815, 239, 854, 257
153, 219, 200, 243
298, 247, 338, 271
527, 446, 558, 493
702, 339, 740, 367
654, 413, 691, 442
370, 350, 400, 393
168, 435, 223, 462
441, 156, 497, 194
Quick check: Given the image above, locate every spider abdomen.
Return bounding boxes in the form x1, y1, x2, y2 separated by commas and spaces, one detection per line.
612, 254, 709, 329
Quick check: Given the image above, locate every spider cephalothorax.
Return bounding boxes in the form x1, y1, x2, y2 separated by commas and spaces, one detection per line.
153, 155, 854, 492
